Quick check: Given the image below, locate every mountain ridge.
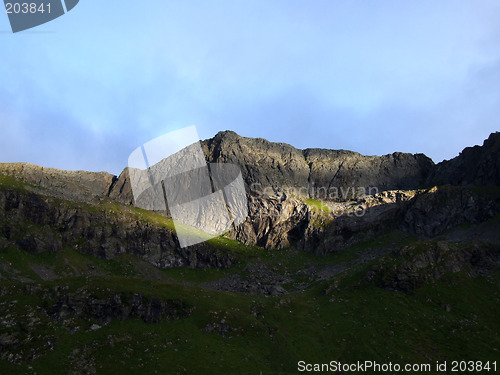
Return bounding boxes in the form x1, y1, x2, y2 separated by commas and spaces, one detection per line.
1, 131, 499, 255
2, 131, 498, 205
1, 132, 499, 374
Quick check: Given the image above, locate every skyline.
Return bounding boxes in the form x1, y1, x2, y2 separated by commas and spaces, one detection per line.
1, 0, 499, 175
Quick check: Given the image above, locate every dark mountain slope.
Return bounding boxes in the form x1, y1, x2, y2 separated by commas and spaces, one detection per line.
430, 131, 500, 186
202, 130, 435, 194
0, 133, 500, 374
1, 132, 500, 254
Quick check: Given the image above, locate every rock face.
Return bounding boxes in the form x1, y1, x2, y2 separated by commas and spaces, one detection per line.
226, 192, 309, 249
401, 185, 500, 237
0, 163, 116, 203
202, 131, 435, 195
1, 131, 499, 260
299, 186, 497, 254
49, 291, 193, 324
301, 191, 416, 255
0, 187, 238, 269
201, 131, 500, 252
224, 184, 499, 254
365, 241, 500, 292
108, 167, 134, 205
430, 132, 500, 186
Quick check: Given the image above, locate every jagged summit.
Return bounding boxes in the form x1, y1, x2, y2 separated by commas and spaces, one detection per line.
203, 130, 435, 193
431, 131, 500, 186
212, 130, 240, 139
210, 129, 415, 158
1, 132, 499, 206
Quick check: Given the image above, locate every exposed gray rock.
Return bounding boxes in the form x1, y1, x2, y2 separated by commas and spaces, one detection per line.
1, 131, 499, 259
301, 190, 416, 255
429, 132, 500, 187
202, 130, 435, 195
401, 185, 500, 237
0, 188, 238, 270
107, 167, 134, 205
226, 192, 309, 249
0, 163, 116, 203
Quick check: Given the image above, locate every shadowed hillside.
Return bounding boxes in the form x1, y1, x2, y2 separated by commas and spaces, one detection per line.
0, 132, 499, 374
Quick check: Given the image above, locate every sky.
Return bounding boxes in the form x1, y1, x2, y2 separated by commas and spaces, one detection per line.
0, 0, 499, 175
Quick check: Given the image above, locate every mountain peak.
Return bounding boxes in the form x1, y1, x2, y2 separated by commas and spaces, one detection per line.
430, 131, 500, 186
212, 130, 241, 141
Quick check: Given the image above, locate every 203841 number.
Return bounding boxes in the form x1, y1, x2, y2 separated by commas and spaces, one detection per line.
5, 2, 51, 14
451, 361, 497, 372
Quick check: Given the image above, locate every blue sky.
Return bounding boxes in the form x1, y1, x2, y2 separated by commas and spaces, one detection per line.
1, 0, 499, 175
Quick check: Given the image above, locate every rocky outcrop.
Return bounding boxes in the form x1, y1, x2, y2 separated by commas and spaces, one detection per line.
307, 185, 500, 254
0, 163, 116, 203
108, 167, 134, 205
203, 131, 499, 252
301, 190, 416, 255
226, 192, 309, 249
365, 241, 500, 292
229, 185, 500, 254
401, 185, 500, 237
1, 131, 499, 259
202, 130, 435, 195
430, 132, 500, 186
0, 187, 238, 269
49, 291, 193, 324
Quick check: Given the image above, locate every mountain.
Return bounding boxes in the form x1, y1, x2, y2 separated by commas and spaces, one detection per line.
1, 132, 500, 255
0, 132, 499, 374
430, 131, 500, 186
203, 130, 435, 192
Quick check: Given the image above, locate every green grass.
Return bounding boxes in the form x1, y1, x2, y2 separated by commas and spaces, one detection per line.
160, 264, 241, 283
304, 198, 330, 213
469, 184, 500, 198
0, 180, 266, 264
1, 171, 499, 374
0, 172, 30, 190
0, 261, 498, 375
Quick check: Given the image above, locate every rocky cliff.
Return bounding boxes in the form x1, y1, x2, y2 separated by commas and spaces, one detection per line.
0, 162, 116, 203
4, 131, 498, 206
1, 132, 499, 374
0, 182, 241, 270
1, 131, 499, 262
202, 130, 435, 195
430, 132, 500, 186
201, 131, 500, 252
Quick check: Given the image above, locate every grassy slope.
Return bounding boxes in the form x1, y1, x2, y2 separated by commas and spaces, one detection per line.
0, 238, 499, 374
0, 173, 499, 374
